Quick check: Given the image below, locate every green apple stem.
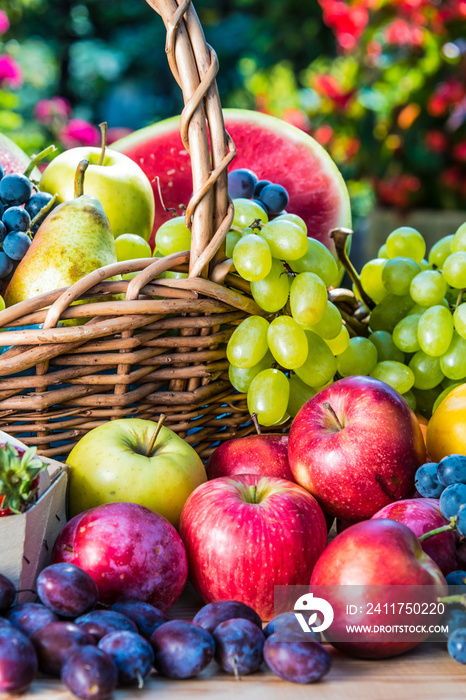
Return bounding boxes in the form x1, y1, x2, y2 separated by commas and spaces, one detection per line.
231, 656, 241, 681
146, 414, 166, 457
330, 228, 376, 311
323, 402, 344, 431
251, 413, 262, 435
74, 160, 89, 199
24, 144, 57, 177
419, 520, 457, 542
30, 193, 58, 229
98, 122, 107, 166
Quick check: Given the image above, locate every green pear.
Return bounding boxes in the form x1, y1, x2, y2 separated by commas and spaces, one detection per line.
5, 160, 119, 309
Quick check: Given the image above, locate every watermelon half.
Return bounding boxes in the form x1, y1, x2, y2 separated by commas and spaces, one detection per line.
0, 132, 40, 178
114, 109, 351, 254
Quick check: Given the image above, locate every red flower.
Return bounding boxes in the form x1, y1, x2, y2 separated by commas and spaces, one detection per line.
0, 11, 10, 35
34, 97, 72, 126
0, 54, 22, 89
428, 79, 465, 117
313, 74, 355, 111
58, 119, 100, 148
425, 130, 448, 153
319, 0, 369, 51
440, 166, 462, 190
375, 174, 421, 209
453, 142, 466, 163
313, 124, 334, 146
384, 18, 424, 46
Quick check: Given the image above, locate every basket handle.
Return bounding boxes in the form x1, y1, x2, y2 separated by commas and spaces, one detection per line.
145, 0, 235, 278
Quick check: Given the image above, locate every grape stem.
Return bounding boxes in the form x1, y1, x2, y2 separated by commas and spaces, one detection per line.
98, 122, 107, 166
153, 175, 178, 217
24, 144, 57, 177
456, 289, 465, 309
438, 594, 466, 607
74, 160, 89, 198
146, 414, 166, 457
330, 228, 376, 311
323, 402, 344, 431
251, 413, 262, 435
419, 520, 456, 542
30, 193, 58, 229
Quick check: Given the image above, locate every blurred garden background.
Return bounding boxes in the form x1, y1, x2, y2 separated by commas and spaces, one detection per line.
0, 0, 465, 245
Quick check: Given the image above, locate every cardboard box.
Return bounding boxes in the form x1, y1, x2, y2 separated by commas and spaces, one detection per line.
0, 430, 68, 601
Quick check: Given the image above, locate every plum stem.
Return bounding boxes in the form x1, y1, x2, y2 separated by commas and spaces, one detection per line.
24, 144, 57, 177
146, 414, 166, 457
30, 193, 58, 228
323, 402, 344, 431
136, 671, 144, 689
98, 122, 107, 166
74, 160, 89, 199
251, 413, 261, 435
439, 594, 466, 606
419, 521, 457, 542
231, 656, 242, 681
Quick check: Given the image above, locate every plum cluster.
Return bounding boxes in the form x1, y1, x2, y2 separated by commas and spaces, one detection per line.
0, 565, 332, 698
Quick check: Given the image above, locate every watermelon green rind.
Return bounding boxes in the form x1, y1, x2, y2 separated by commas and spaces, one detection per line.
0, 132, 41, 179
113, 109, 351, 256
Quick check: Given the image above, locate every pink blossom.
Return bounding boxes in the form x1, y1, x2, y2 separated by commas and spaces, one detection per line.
0, 54, 23, 89
34, 97, 72, 126
0, 11, 10, 35
58, 119, 100, 148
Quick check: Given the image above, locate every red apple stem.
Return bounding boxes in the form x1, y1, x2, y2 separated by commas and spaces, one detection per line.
419, 521, 457, 542
231, 656, 241, 681
251, 413, 261, 435
323, 402, 344, 431
62, 545, 74, 553
136, 671, 144, 689
250, 485, 257, 504
30, 193, 58, 229
98, 122, 107, 166
24, 144, 57, 178
74, 160, 89, 199
146, 414, 166, 457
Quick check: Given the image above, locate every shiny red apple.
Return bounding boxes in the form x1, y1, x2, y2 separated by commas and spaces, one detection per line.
288, 376, 426, 521
52, 502, 187, 611
179, 475, 327, 620
205, 434, 293, 481
310, 519, 447, 659
371, 498, 457, 576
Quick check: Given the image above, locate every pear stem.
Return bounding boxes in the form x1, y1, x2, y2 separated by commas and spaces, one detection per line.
251, 413, 261, 435
74, 160, 89, 199
30, 193, 58, 228
323, 402, 344, 431
98, 122, 107, 166
419, 521, 456, 542
146, 414, 166, 457
24, 145, 57, 177
330, 228, 376, 310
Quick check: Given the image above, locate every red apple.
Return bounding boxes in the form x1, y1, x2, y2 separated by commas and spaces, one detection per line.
310, 519, 447, 659
371, 498, 457, 576
206, 434, 293, 481
179, 475, 327, 620
52, 502, 187, 611
288, 376, 426, 521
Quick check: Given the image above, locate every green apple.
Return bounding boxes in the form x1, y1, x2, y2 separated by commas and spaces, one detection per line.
39, 147, 155, 241
67, 418, 206, 527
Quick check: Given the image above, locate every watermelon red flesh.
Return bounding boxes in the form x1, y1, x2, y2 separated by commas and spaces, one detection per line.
114, 109, 351, 253
0, 132, 40, 178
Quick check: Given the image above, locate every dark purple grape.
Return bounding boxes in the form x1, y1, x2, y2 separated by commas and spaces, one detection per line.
252, 198, 268, 214
31, 621, 95, 676
0, 619, 12, 631
98, 630, 154, 687
0, 173, 32, 206
75, 609, 138, 642
0, 626, 38, 693
3, 231, 31, 260
0, 573, 16, 614
448, 628, 466, 664
213, 618, 264, 676
438, 454, 466, 486
3, 206, 31, 232
0, 220, 5, 243
446, 570, 466, 586
7, 602, 59, 637
228, 169, 258, 199
440, 483, 466, 520
259, 183, 289, 216
415, 463, 444, 498
253, 180, 271, 197
37, 563, 98, 618
264, 612, 318, 641
263, 634, 332, 684
0, 251, 13, 278
61, 646, 117, 700
444, 608, 466, 638
150, 620, 215, 679
111, 601, 167, 639
193, 600, 262, 634
24, 191, 54, 221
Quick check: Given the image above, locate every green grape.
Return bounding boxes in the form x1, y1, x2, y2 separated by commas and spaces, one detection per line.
440, 332, 466, 380
360, 258, 388, 304
369, 294, 414, 333
417, 305, 453, 357
378, 244, 388, 259
369, 330, 405, 363
260, 219, 308, 261
324, 325, 350, 355
453, 303, 466, 339
429, 234, 454, 269
409, 351, 444, 390
156, 216, 191, 255
226, 230, 242, 258
267, 316, 308, 369
228, 351, 274, 393
288, 238, 338, 286
432, 383, 463, 414
443, 252, 466, 289
115, 233, 152, 261
336, 337, 378, 377
250, 259, 290, 313
393, 315, 421, 353
307, 301, 342, 339
451, 222, 466, 253
274, 213, 307, 234
233, 233, 272, 282
409, 270, 447, 306
412, 387, 442, 418
294, 331, 337, 387
381, 257, 421, 296
247, 368, 290, 426
419, 259, 432, 272
370, 360, 415, 395
386, 226, 426, 263
290, 272, 327, 326
226, 315, 269, 368
287, 373, 316, 418
0, 295, 4, 312
403, 390, 416, 412
232, 198, 269, 228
